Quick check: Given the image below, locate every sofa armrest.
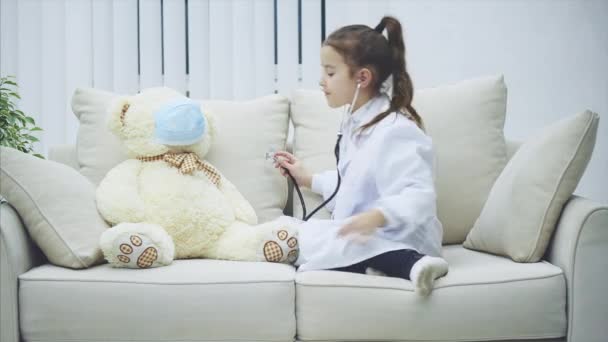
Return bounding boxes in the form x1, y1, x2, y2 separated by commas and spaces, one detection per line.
48, 144, 79, 170
0, 201, 45, 342
545, 195, 608, 342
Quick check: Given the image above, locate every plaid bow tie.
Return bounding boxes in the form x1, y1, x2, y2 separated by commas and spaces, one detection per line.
138, 152, 222, 187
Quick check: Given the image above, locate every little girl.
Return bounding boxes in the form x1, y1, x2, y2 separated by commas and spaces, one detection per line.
275, 16, 448, 296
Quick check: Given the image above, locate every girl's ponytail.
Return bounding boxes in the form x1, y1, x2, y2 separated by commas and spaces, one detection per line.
364, 16, 423, 130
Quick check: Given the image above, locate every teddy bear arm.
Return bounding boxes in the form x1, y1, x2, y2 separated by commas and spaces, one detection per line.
219, 178, 258, 225
96, 160, 146, 225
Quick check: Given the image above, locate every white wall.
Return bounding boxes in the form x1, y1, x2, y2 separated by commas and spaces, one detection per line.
308, 0, 607, 203
1, 0, 606, 203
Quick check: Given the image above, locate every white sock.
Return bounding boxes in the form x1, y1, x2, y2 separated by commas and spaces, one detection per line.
365, 267, 386, 276
409, 256, 449, 296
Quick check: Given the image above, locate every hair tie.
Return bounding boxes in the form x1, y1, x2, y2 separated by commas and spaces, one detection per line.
374, 19, 386, 34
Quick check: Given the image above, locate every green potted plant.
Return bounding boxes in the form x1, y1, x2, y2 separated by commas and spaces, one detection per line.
0, 76, 43, 158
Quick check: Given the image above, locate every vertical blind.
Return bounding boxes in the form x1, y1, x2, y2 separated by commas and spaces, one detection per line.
1, 0, 396, 152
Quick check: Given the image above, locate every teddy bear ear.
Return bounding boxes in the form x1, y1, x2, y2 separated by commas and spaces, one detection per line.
203, 109, 218, 139
107, 96, 132, 136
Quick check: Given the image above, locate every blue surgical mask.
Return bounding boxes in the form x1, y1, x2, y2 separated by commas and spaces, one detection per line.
154, 98, 206, 146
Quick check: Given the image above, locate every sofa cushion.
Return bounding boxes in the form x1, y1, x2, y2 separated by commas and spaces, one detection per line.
0, 147, 107, 268
295, 245, 566, 341
290, 75, 508, 244
464, 110, 599, 262
19, 260, 296, 341
71, 88, 290, 223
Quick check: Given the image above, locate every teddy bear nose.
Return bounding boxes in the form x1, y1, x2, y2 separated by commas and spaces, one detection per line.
154, 98, 206, 146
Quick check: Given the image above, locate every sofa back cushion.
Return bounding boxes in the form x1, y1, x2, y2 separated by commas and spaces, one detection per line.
290, 75, 508, 244
71, 88, 290, 223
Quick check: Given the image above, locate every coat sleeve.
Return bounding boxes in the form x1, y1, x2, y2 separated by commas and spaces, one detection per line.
311, 170, 339, 212
372, 126, 438, 229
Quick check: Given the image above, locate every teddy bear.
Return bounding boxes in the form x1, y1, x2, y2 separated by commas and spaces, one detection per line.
95, 87, 299, 268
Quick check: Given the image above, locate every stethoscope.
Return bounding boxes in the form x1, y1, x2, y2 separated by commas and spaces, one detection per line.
288, 82, 362, 221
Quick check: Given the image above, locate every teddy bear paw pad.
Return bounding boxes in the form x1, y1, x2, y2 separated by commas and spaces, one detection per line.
262, 229, 299, 264
115, 233, 159, 268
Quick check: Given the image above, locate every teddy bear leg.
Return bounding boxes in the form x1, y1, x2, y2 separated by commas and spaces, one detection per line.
100, 222, 175, 268
207, 217, 299, 264
207, 221, 263, 262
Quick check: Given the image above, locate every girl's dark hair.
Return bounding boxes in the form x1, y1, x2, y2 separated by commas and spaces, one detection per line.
324, 16, 423, 130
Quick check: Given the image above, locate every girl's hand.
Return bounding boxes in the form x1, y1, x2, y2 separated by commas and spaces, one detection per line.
338, 209, 387, 241
273, 151, 313, 188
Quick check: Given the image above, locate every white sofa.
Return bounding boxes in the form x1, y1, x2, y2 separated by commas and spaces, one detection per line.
1, 76, 607, 342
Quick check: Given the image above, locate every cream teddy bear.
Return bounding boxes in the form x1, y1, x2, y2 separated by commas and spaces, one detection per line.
96, 87, 298, 268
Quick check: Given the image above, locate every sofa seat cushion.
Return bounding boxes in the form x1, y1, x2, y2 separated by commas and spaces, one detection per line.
295, 245, 566, 341
19, 260, 296, 342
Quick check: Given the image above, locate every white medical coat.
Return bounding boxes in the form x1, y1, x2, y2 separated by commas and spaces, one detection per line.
296, 93, 443, 272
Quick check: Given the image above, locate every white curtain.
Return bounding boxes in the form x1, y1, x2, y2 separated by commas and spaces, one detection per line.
0, 0, 282, 153
0, 0, 393, 152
